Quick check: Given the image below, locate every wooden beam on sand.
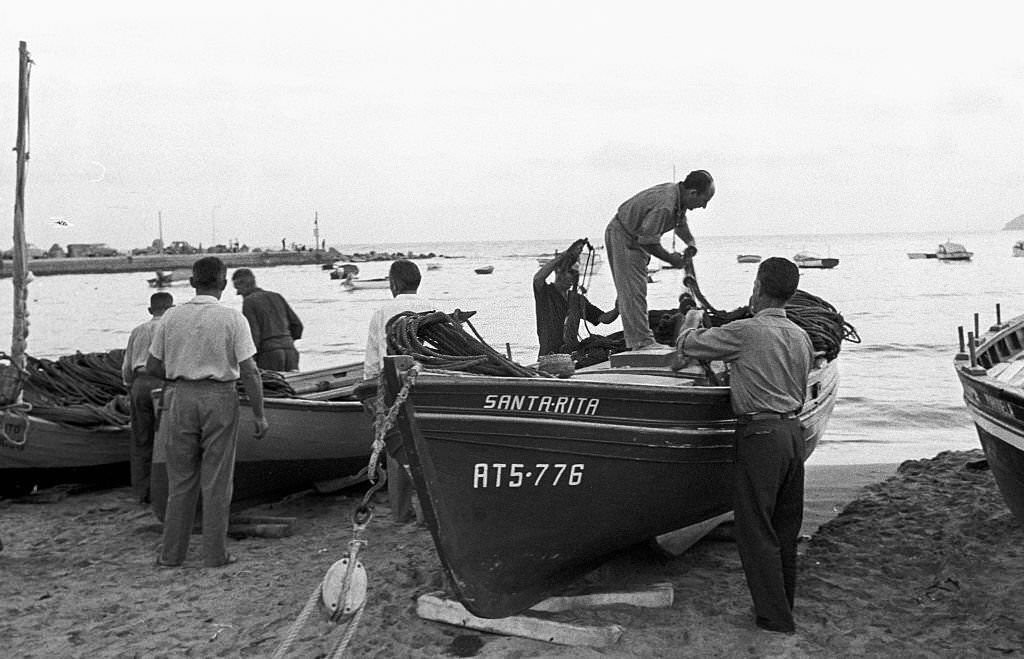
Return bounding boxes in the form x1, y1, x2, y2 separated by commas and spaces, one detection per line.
655, 512, 734, 556
529, 582, 674, 612
416, 593, 624, 647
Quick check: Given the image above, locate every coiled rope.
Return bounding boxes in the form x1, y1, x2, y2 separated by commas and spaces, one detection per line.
785, 290, 861, 361
387, 309, 549, 377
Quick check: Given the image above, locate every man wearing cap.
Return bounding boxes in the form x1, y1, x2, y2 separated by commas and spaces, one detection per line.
604, 170, 715, 350
672, 257, 814, 633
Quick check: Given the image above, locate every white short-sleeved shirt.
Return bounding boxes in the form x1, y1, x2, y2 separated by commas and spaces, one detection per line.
150, 295, 257, 382
363, 293, 435, 380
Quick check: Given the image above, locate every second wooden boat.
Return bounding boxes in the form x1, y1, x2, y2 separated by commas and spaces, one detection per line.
955, 309, 1024, 523
150, 362, 372, 517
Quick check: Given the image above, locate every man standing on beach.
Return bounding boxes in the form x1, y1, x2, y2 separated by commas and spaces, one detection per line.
148, 256, 268, 568
121, 291, 174, 504
231, 268, 304, 371
673, 257, 814, 633
363, 259, 434, 523
604, 170, 714, 351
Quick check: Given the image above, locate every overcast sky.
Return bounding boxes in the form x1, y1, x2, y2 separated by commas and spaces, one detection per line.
1, 2, 1022, 251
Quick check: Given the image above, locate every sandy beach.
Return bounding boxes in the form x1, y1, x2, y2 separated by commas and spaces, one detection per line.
2, 449, 1021, 658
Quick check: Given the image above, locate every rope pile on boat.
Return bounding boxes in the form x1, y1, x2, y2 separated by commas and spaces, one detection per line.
386, 309, 548, 377
784, 290, 860, 361
21, 351, 132, 427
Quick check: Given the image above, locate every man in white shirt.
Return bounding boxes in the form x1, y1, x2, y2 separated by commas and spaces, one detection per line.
147, 257, 268, 568
363, 260, 433, 522
121, 291, 174, 504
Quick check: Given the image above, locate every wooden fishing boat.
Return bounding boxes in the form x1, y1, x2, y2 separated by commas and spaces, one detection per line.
736, 254, 762, 263
474, 265, 495, 275
793, 252, 839, 269
0, 416, 130, 496
150, 362, 373, 517
936, 241, 972, 261
954, 309, 1024, 523
380, 348, 840, 618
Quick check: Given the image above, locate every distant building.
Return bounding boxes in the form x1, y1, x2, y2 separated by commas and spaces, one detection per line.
67, 243, 120, 258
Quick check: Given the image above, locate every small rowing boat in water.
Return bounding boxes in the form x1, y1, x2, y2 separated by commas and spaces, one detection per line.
794, 252, 839, 269
474, 265, 494, 275
736, 254, 761, 264
147, 268, 192, 287
955, 307, 1024, 523
150, 362, 372, 517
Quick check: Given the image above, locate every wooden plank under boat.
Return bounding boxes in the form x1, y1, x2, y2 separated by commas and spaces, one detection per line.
954, 310, 1024, 523
0, 415, 130, 496
150, 362, 372, 518
381, 349, 840, 618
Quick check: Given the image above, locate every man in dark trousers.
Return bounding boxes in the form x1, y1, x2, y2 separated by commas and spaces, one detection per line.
121, 291, 174, 504
148, 257, 268, 568
672, 257, 814, 633
231, 268, 303, 371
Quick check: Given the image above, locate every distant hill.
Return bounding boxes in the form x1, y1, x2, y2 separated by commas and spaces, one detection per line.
1003, 215, 1024, 230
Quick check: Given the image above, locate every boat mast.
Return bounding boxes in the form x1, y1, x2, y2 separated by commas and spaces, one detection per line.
313, 210, 320, 253
11, 41, 32, 372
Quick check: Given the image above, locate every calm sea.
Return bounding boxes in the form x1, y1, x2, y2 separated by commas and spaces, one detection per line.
2, 230, 1018, 466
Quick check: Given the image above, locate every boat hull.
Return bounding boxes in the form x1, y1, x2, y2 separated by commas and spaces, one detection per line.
150, 365, 373, 517
956, 324, 1024, 524
0, 416, 130, 496
387, 357, 839, 618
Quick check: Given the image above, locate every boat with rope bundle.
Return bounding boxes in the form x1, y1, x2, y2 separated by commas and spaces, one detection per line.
359, 251, 858, 618
955, 305, 1024, 523
146, 362, 374, 518
0, 350, 133, 496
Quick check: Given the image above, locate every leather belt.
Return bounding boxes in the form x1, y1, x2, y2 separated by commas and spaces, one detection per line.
737, 411, 798, 422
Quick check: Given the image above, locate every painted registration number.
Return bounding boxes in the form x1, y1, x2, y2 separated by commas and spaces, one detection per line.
473, 462, 584, 488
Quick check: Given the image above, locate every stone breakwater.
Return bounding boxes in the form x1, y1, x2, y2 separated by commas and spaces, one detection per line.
0, 248, 446, 278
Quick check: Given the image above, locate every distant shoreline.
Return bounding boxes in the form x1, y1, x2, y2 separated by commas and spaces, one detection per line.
0, 249, 447, 278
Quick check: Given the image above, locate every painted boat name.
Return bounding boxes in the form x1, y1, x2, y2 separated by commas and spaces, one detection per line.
474, 462, 584, 488
482, 394, 599, 415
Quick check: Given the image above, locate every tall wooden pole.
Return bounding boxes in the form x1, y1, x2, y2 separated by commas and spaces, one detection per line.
11, 41, 32, 371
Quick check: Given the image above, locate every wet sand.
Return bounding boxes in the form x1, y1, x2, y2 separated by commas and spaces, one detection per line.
2, 449, 1021, 658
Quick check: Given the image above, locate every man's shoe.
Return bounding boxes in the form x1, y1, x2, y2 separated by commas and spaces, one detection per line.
204, 553, 238, 568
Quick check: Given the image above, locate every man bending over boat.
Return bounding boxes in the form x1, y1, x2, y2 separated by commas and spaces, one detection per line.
604, 170, 714, 351
533, 239, 618, 358
122, 291, 174, 504
673, 257, 814, 634
231, 268, 304, 371
363, 259, 434, 524
148, 257, 268, 568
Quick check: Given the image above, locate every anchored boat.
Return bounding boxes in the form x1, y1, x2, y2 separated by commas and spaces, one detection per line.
793, 252, 839, 269
954, 308, 1024, 523
936, 241, 973, 262
150, 362, 373, 518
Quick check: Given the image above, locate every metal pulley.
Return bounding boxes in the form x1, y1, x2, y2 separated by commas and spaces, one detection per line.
321, 556, 368, 620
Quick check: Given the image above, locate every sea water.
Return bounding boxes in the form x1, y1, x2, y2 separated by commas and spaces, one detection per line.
2, 229, 1018, 466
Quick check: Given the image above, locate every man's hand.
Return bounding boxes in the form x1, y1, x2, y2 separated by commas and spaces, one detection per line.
597, 308, 620, 324
667, 252, 687, 269
252, 415, 269, 439
684, 244, 698, 258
